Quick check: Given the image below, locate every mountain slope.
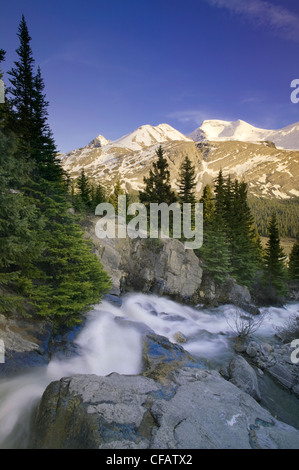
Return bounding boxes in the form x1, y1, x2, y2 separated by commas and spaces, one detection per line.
189, 119, 299, 150
59, 122, 299, 199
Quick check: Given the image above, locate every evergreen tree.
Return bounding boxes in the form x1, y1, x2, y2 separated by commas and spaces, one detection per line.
200, 184, 215, 222
0, 17, 112, 324
263, 212, 287, 295
76, 169, 92, 210
0, 49, 5, 64
229, 180, 262, 285
7, 16, 64, 185
22, 185, 111, 325
139, 146, 177, 206
0, 128, 44, 313
214, 169, 226, 217
177, 156, 196, 204
108, 179, 125, 214
199, 211, 232, 283
289, 238, 299, 281
139, 145, 177, 233
177, 156, 197, 233
31, 66, 64, 183
90, 181, 107, 211
199, 174, 231, 283
7, 15, 35, 159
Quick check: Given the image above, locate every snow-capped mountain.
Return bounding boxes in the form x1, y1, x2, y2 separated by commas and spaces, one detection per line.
59, 121, 299, 200
189, 119, 299, 150
109, 123, 192, 151
86, 135, 111, 148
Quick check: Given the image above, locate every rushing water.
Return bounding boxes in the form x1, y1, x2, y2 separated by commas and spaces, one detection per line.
0, 293, 298, 448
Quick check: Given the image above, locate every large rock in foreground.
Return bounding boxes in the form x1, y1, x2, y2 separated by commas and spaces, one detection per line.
30, 367, 299, 449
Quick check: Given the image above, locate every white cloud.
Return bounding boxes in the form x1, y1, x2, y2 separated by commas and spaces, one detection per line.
167, 109, 233, 126
167, 110, 208, 125
205, 0, 299, 42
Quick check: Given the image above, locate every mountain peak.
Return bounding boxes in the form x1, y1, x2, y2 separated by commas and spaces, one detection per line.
189, 119, 299, 150
87, 134, 111, 148
110, 123, 192, 151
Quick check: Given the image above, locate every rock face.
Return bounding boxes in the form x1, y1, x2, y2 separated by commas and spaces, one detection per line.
30, 367, 299, 449
84, 217, 203, 304
228, 355, 261, 402
197, 272, 257, 312
0, 313, 53, 377
244, 340, 299, 397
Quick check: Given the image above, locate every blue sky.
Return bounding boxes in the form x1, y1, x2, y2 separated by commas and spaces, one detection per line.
1, 0, 299, 153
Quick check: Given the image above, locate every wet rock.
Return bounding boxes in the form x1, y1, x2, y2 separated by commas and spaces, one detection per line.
244, 340, 299, 397
173, 332, 187, 344
30, 368, 299, 449
228, 355, 261, 402
0, 314, 53, 377
141, 333, 203, 382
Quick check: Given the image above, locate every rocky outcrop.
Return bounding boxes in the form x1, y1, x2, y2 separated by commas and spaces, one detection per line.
197, 272, 259, 314
244, 340, 299, 398
0, 313, 53, 377
28, 319, 299, 450
84, 217, 203, 304
30, 367, 299, 449
83, 217, 260, 311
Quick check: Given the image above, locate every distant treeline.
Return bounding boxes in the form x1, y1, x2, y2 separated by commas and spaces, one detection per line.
248, 196, 299, 239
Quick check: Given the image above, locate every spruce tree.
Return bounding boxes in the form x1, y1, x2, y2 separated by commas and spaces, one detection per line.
177, 156, 196, 204
0, 128, 44, 313
139, 146, 177, 206
229, 180, 262, 285
7, 16, 64, 185
214, 169, 226, 217
263, 212, 287, 295
31, 66, 64, 183
90, 181, 107, 211
0, 17, 112, 324
200, 184, 215, 222
22, 186, 111, 326
199, 211, 231, 283
7, 15, 35, 159
76, 169, 92, 210
109, 179, 125, 214
289, 239, 299, 281
139, 145, 177, 233
199, 174, 231, 283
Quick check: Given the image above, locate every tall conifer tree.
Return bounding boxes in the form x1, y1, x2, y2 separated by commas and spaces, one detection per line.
177, 156, 196, 204
7, 15, 35, 159
200, 184, 215, 222
139, 146, 177, 206
289, 238, 299, 281
263, 212, 287, 295
0, 16, 111, 324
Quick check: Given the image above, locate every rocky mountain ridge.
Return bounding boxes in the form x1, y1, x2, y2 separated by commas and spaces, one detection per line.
59, 122, 299, 199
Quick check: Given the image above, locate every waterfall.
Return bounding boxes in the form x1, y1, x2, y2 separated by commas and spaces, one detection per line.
0, 293, 298, 448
